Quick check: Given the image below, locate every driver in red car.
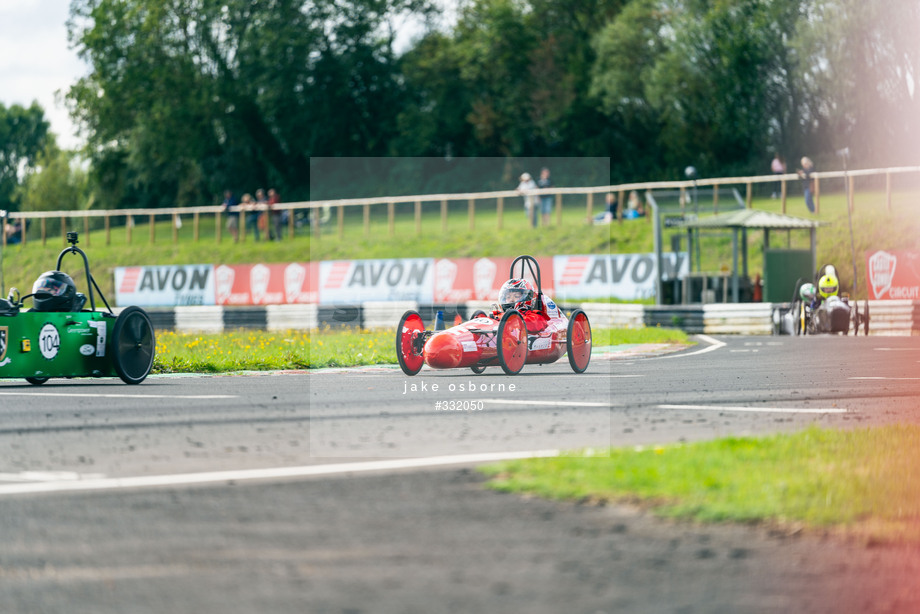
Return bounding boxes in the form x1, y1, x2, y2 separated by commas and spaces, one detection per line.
496, 278, 560, 333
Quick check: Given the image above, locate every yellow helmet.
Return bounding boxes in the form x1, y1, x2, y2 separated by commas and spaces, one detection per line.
818, 274, 839, 298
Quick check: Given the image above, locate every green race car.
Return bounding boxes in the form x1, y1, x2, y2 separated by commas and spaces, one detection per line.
0, 233, 155, 385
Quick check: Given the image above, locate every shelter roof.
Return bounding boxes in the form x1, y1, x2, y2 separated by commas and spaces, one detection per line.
675, 209, 823, 230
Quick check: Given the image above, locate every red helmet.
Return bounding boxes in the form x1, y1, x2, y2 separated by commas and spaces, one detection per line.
498, 278, 535, 310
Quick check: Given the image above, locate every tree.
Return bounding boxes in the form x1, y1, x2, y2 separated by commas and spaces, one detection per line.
67, 0, 433, 208
0, 102, 51, 212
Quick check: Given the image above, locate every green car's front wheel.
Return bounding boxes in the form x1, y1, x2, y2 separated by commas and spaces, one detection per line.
25, 377, 49, 386
112, 306, 156, 385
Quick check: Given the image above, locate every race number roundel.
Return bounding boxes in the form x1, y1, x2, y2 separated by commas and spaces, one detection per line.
39, 323, 61, 360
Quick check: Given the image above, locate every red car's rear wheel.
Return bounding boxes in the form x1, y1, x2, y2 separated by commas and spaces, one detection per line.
497, 310, 527, 375
567, 309, 592, 373
396, 311, 425, 376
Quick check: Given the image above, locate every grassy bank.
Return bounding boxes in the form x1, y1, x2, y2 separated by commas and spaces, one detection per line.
152, 325, 689, 372
481, 425, 920, 543
2, 189, 916, 301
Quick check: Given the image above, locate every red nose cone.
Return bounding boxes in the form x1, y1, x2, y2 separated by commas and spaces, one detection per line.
424, 333, 463, 369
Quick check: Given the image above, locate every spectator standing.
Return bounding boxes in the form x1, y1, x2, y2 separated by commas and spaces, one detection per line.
771, 153, 786, 199
253, 188, 268, 241
222, 190, 240, 242
239, 193, 255, 240
796, 157, 816, 213
536, 167, 553, 227
516, 172, 537, 228
268, 188, 282, 240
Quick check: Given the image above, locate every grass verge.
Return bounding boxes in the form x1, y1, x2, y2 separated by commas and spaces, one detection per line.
480, 425, 920, 544
151, 325, 690, 372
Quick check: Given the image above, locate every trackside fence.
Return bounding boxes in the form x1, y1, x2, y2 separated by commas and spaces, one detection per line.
3, 165, 919, 246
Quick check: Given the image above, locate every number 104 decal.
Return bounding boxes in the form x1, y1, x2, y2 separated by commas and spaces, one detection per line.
39, 323, 61, 360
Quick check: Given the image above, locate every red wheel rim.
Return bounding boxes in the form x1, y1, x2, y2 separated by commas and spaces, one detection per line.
498, 311, 527, 375
396, 312, 425, 375
568, 310, 591, 373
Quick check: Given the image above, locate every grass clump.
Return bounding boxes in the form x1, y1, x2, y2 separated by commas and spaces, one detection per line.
481, 425, 920, 543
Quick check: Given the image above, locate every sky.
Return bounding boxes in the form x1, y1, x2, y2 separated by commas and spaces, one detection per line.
0, 0, 87, 150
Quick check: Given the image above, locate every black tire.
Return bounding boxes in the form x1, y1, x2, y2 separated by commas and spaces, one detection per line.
864, 300, 870, 335
566, 309, 592, 373
471, 309, 488, 319
850, 301, 859, 336
112, 306, 156, 384
470, 364, 487, 374
26, 377, 48, 386
497, 310, 527, 375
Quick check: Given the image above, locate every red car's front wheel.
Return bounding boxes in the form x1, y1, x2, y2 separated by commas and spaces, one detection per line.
396, 310, 425, 376
497, 310, 527, 375
567, 309, 592, 373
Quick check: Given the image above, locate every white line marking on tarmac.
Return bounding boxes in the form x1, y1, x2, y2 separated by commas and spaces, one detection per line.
482, 399, 610, 407
874, 348, 920, 351
653, 334, 726, 359
658, 404, 847, 414
849, 377, 920, 381
0, 450, 561, 497
0, 392, 237, 400
0, 471, 106, 482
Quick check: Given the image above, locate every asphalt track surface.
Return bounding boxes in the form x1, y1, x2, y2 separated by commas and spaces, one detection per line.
1, 335, 919, 613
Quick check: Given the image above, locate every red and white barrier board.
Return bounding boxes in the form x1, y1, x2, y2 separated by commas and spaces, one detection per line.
115, 265, 216, 306
215, 263, 318, 305
115, 253, 688, 306
318, 258, 434, 304
432, 257, 554, 303
553, 253, 688, 300
867, 250, 920, 300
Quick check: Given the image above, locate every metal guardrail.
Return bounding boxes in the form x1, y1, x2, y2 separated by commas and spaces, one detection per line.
143, 300, 919, 335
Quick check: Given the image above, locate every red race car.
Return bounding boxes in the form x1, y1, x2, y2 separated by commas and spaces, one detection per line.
396, 255, 592, 376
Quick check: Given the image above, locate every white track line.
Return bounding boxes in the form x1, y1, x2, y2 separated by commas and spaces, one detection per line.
658, 404, 846, 414
0, 450, 561, 497
0, 392, 237, 400
482, 399, 610, 407
849, 377, 920, 381
653, 334, 725, 359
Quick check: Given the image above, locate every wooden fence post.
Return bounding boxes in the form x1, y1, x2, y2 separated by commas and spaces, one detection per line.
713, 186, 719, 214
172, 213, 178, 243
84, 216, 90, 246
554, 193, 562, 227
149, 214, 155, 243
497, 197, 504, 231
415, 200, 422, 235
41, 218, 47, 246
105, 214, 111, 245
388, 202, 395, 236
745, 182, 752, 208
814, 176, 821, 214
363, 203, 370, 238
441, 199, 448, 233
337, 205, 344, 239
468, 198, 475, 231
848, 175, 855, 212
193, 211, 200, 242
61, 216, 66, 244
886, 172, 892, 212
127, 215, 133, 244
586, 192, 593, 220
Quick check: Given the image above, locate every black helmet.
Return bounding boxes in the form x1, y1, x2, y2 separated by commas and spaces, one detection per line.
32, 271, 78, 312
